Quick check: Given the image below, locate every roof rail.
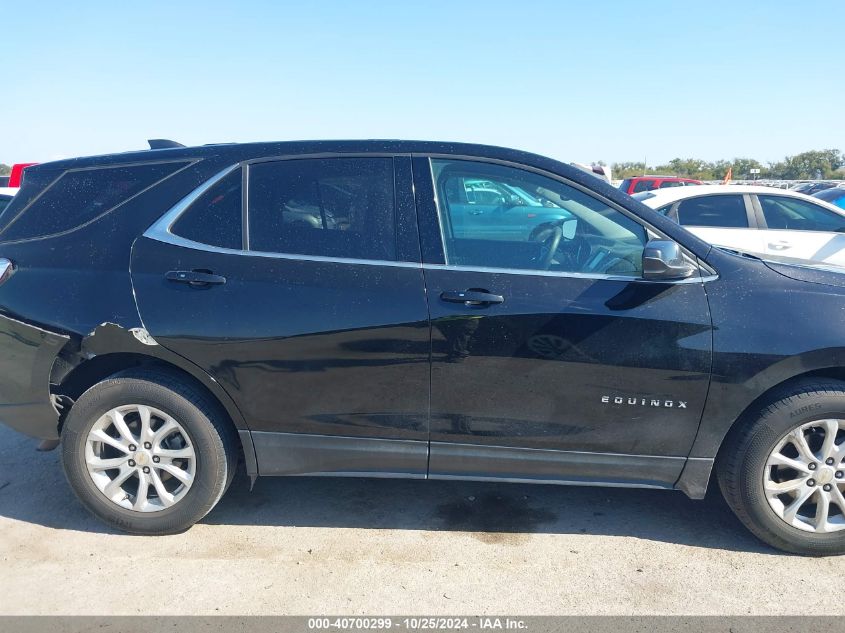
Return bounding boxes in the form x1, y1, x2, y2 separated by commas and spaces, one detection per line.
148, 139, 186, 150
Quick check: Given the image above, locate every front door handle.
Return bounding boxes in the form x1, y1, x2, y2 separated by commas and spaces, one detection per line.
768, 241, 792, 250
166, 270, 227, 287
440, 289, 504, 306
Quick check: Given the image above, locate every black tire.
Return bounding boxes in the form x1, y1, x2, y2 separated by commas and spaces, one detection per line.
718, 379, 845, 556
61, 368, 238, 535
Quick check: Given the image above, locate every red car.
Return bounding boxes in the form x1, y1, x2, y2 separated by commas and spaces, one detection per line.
619, 175, 702, 195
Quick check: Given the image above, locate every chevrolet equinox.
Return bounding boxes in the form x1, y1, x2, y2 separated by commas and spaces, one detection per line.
2, 139, 845, 556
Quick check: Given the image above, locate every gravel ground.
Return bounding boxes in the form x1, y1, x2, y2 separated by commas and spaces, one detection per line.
0, 423, 842, 615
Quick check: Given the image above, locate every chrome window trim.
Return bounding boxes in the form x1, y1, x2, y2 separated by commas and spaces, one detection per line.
422, 263, 714, 284
146, 231, 422, 269
144, 157, 717, 282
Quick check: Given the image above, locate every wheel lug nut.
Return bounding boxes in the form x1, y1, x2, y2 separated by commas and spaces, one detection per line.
142, 466, 150, 474
808, 479, 816, 487
128, 460, 136, 467
128, 445, 137, 452
144, 442, 152, 450
152, 456, 160, 463
824, 484, 833, 492
827, 458, 835, 466
837, 472, 844, 479
809, 463, 817, 470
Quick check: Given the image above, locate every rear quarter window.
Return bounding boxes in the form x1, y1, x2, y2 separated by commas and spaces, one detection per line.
171, 169, 243, 250
0, 161, 188, 241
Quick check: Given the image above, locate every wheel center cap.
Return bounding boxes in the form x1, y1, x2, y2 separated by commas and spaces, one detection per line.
135, 452, 150, 467
817, 468, 835, 486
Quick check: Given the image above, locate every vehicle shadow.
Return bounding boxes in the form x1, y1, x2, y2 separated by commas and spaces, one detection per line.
0, 427, 775, 555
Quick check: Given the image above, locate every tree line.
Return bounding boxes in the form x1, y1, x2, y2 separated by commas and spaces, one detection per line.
612, 149, 845, 181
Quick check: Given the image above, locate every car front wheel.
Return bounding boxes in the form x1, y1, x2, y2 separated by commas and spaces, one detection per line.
61, 368, 238, 534
718, 379, 845, 555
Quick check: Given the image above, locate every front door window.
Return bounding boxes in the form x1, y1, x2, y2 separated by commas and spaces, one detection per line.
432, 159, 647, 277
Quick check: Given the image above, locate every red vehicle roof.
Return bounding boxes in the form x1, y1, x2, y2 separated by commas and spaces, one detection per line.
8, 163, 38, 188
621, 176, 702, 195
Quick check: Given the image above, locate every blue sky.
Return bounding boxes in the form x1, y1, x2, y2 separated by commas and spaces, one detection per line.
3, 0, 844, 166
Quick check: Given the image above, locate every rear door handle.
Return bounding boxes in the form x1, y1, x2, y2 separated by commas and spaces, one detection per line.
768, 241, 792, 250
440, 289, 504, 306
166, 270, 227, 286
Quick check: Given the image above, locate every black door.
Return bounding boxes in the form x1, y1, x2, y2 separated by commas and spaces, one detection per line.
412, 156, 713, 489
131, 155, 431, 478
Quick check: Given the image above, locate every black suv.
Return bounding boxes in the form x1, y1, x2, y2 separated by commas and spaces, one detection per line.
2, 140, 845, 555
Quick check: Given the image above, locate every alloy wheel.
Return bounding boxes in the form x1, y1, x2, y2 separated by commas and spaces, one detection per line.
764, 419, 845, 533
84, 404, 196, 512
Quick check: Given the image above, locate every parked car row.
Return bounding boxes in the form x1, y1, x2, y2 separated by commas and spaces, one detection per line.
790, 181, 844, 196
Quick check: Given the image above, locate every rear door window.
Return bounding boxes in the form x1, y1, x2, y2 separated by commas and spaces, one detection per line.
247, 157, 397, 261
676, 195, 749, 228
758, 195, 845, 232
0, 162, 187, 241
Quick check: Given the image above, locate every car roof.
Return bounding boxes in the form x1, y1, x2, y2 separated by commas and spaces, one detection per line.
626, 175, 698, 180
638, 184, 812, 203
34, 139, 569, 172
815, 187, 845, 200
636, 184, 845, 214
21, 139, 645, 214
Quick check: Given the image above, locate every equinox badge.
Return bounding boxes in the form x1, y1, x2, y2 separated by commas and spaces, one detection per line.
602, 395, 688, 408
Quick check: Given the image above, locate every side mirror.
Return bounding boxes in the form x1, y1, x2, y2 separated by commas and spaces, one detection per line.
642, 239, 696, 280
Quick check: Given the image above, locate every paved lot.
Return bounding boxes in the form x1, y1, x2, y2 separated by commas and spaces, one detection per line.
0, 423, 843, 616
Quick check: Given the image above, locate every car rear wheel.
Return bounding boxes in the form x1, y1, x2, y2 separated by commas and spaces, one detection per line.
61, 368, 238, 534
718, 380, 845, 555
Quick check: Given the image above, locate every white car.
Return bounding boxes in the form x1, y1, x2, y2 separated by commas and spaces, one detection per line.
0, 187, 18, 216
633, 184, 845, 265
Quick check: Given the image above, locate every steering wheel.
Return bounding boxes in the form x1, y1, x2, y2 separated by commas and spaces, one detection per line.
531, 225, 563, 270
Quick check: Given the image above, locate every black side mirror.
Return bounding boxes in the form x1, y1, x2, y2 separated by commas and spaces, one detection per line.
642, 239, 696, 280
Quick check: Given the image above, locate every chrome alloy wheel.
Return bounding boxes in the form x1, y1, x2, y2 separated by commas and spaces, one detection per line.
764, 419, 845, 533
85, 405, 196, 512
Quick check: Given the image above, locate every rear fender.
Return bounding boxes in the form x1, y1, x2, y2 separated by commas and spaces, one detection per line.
46, 322, 257, 475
